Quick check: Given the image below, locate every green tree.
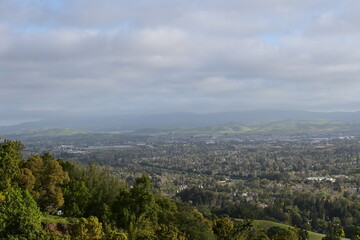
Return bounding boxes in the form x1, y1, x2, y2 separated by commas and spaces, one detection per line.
62, 180, 91, 217
175, 202, 216, 240
155, 196, 178, 226
0, 187, 44, 239
112, 175, 158, 230
127, 214, 157, 240
0, 140, 24, 189
344, 225, 360, 239
107, 230, 128, 240
16, 168, 36, 190
271, 228, 302, 240
267, 226, 284, 239
213, 218, 234, 240
233, 220, 269, 240
68, 163, 126, 221
154, 224, 187, 240
322, 222, 344, 240
71, 216, 105, 240
20, 154, 69, 213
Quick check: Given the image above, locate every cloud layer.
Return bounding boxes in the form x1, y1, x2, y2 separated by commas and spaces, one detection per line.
1, 0, 360, 124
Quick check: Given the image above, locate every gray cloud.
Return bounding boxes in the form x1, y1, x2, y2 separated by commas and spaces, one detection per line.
1, 0, 360, 125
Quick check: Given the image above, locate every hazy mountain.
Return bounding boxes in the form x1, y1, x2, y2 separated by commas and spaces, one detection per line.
1, 110, 360, 134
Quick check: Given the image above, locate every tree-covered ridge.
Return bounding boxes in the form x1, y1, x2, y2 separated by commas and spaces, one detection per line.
0, 138, 347, 239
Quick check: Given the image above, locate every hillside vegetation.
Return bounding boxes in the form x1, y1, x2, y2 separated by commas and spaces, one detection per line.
0, 138, 355, 240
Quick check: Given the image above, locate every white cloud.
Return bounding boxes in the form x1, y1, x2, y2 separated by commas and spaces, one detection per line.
1, 0, 360, 124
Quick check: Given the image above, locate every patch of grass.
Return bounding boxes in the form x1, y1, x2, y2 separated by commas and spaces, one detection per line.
308, 231, 327, 240
253, 219, 290, 229
253, 220, 349, 240
41, 214, 72, 225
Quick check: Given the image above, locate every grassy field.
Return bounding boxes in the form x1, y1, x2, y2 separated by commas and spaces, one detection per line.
253, 219, 349, 240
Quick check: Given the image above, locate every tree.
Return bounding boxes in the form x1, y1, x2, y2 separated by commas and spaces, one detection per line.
62, 180, 91, 217
213, 218, 234, 240
69, 163, 126, 220
344, 225, 360, 239
273, 229, 300, 240
16, 168, 36, 190
154, 224, 187, 240
0, 140, 24, 189
232, 219, 269, 240
71, 216, 105, 240
112, 175, 158, 230
267, 226, 284, 239
175, 202, 216, 240
322, 222, 344, 240
107, 230, 128, 240
20, 154, 70, 213
0, 187, 44, 239
127, 214, 157, 240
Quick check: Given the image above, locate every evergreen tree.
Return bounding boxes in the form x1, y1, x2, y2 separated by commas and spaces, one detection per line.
0, 140, 24, 189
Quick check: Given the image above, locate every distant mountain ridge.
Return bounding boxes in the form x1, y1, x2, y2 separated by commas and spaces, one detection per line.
132, 120, 360, 136
1, 110, 360, 134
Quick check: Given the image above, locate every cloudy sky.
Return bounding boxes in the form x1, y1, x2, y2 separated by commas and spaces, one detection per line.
1, 0, 360, 125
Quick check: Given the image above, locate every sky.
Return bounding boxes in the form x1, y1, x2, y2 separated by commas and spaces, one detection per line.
1, 0, 360, 125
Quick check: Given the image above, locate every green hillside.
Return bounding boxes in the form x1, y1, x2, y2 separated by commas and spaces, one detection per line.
253, 220, 349, 240
12, 128, 89, 137
131, 120, 360, 136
